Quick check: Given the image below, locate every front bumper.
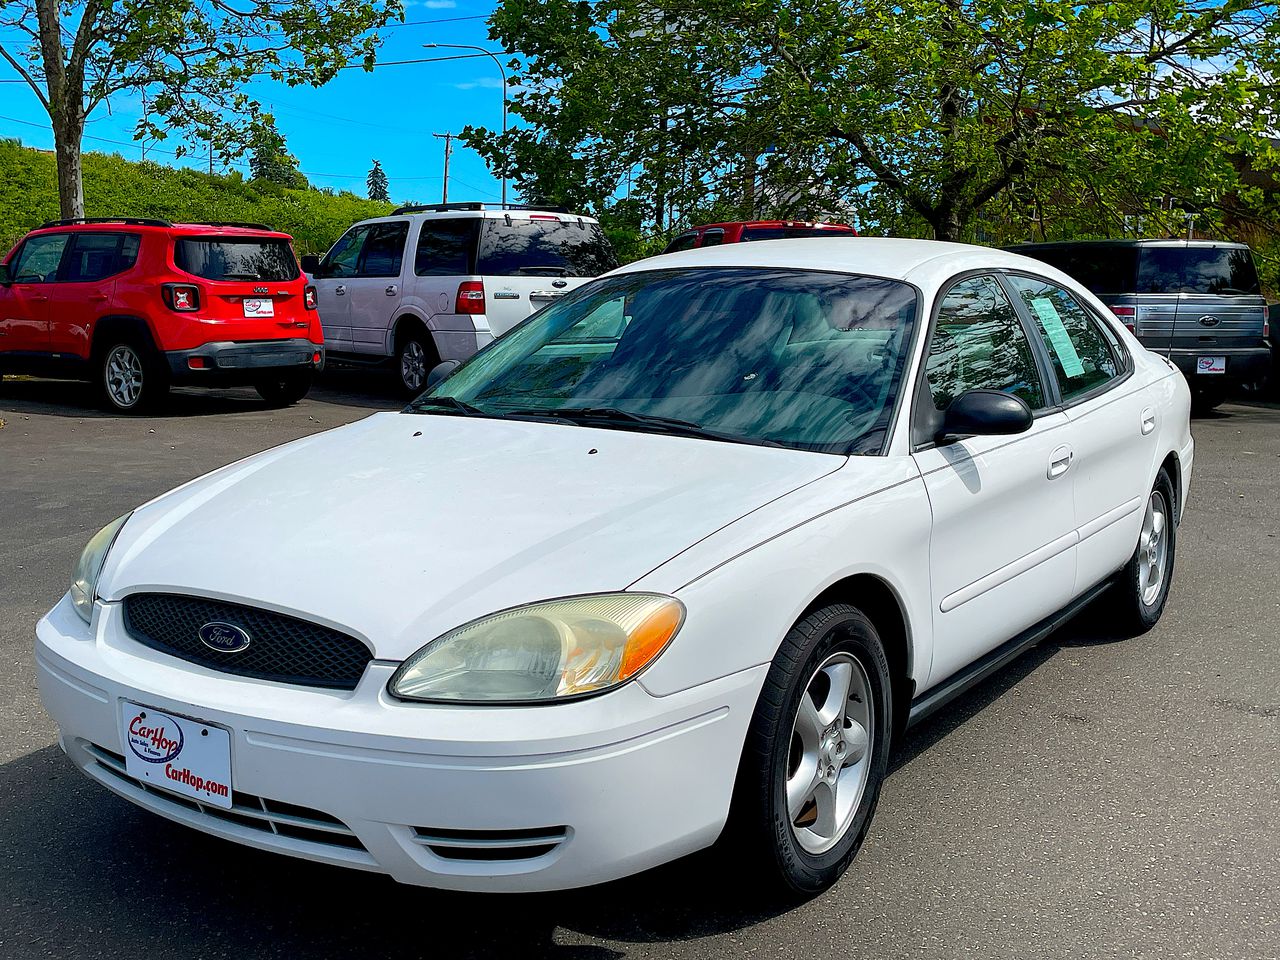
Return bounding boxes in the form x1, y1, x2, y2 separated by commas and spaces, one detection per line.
36, 593, 764, 892
165, 338, 324, 385
1166, 346, 1271, 386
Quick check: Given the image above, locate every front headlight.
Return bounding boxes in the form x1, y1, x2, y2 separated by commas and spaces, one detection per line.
389, 593, 685, 704
70, 513, 131, 623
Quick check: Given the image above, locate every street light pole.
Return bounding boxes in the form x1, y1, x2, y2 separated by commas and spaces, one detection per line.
424, 43, 509, 206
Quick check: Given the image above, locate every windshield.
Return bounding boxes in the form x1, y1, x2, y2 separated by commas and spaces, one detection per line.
476, 219, 619, 277
413, 267, 919, 455
174, 238, 300, 281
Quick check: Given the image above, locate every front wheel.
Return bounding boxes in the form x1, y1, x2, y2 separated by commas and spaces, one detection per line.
255, 370, 314, 407
1108, 468, 1178, 634
727, 603, 893, 897
99, 340, 168, 413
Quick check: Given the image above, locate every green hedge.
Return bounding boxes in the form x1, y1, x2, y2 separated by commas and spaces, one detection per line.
0, 138, 394, 256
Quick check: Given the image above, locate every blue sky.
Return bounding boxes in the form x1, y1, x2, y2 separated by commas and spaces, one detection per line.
0, 2, 509, 204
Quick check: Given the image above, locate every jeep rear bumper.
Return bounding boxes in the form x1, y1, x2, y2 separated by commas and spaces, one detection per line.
165, 339, 324, 385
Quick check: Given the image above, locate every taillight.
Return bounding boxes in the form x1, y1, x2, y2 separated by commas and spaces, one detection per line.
1261, 309, 1269, 339
456, 280, 485, 315
1111, 306, 1136, 333
304, 284, 318, 310
161, 283, 201, 312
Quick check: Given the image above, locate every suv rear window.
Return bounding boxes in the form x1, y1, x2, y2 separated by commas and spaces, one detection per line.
740, 226, 854, 242
174, 237, 299, 282
476, 219, 618, 277
1137, 247, 1260, 295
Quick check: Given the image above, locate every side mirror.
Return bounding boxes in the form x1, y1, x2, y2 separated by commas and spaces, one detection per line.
0, 263, 11, 285
300, 255, 321, 275
937, 389, 1032, 443
425, 359, 460, 390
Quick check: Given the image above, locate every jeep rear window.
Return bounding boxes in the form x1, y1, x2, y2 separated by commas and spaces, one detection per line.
740, 226, 855, 242
476, 219, 618, 277
1137, 247, 1260, 295
1017, 246, 1138, 295
174, 238, 300, 282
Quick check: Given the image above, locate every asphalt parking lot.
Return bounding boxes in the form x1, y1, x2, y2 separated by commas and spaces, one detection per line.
2, 376, 1278, 960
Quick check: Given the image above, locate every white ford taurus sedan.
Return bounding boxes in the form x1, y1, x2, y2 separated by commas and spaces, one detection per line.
36, 239, 1192, 896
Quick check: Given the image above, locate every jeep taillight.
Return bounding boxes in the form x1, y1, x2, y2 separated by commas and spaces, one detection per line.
162, 283, 201, 312
456, 280, 485, 315
1111, 306, 1136, 333
305, 284, 318, 310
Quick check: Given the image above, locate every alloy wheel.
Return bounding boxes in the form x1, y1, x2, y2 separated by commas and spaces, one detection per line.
400, 340, 427, 392
105, 344, 144, 409
1138, 489, 1169, 607
786, 650, 875, 855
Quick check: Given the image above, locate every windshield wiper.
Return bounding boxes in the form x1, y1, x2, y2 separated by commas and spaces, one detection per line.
221, 272, 262, 280
512, 264, 570, 277
507, 406, 784, 447
408, 396, 493, 417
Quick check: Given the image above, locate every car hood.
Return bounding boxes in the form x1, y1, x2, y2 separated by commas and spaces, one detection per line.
99, 412, 842, 660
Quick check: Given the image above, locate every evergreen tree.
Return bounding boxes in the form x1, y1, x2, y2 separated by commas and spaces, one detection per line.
367, 160, 390, 202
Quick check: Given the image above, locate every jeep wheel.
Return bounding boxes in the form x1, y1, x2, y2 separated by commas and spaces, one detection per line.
99, 340, 168, 413
256, 371, 314, 407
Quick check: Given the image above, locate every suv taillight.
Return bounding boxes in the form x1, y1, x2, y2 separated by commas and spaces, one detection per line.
456, 280, 485, 315
162, 283, 201, 312
1111, 306, 1136, 333
304, 284, 318, 310
1261, 309, 1269, 339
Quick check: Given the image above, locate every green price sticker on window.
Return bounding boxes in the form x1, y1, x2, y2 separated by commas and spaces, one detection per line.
1030, 298, 1086, 378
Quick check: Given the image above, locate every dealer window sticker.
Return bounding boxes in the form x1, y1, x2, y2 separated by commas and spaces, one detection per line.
1029, 297, 1086, 379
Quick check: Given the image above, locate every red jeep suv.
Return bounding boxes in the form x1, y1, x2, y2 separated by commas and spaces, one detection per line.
662, 219, 857, 253
0, 218, 323, 411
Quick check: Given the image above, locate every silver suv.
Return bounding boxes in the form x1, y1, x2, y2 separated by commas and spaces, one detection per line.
304, 203, 617, 395
1011, 239, 1270, 411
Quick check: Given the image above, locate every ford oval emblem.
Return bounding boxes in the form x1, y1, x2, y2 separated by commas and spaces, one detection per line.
552, 279, 568, 288
198, 621, 252, 654
1198, 315, 1221, 327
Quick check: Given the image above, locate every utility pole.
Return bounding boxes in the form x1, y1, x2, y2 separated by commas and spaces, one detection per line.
140, 90, 148, 161
433, 132, 454, 203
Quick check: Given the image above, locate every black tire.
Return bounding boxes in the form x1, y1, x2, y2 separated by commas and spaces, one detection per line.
255, 370, 314, 407
1190, 388, 1226, 415
1108, 467, 1178, 634
726, 603, 893, 898
97, 338, 168, 413
394, 327, 438, 398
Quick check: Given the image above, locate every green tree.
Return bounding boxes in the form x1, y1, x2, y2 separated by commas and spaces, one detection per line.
472, 0, 1280, 242
249, 123, 309, 189
0, 0, 401, 219
367, 159, 389, 202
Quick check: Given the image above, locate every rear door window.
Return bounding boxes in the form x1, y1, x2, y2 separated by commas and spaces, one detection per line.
357, 221, 409, 278
1006, 275, 1120, 401
175, 237, 299, 281
1018, 246, 1138, 296
476, 219, 618, 277
663, 233, 699, 254
415, 218, 478, 276
60, 232, 140, 282
1137, 246, 1260, 295
11, 234, 70, 282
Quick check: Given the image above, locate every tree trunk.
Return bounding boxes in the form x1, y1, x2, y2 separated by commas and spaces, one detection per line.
52, 110, 86, 219
931, 205, 965, 242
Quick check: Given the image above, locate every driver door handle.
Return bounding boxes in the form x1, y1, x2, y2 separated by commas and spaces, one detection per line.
1047, 444, 1074, 480
385, 285, 398, 297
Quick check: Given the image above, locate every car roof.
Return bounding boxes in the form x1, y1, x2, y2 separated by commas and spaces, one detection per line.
353, 207, 600, 227
1012, 238, 1250, 250
28, 219, 293, 240
617, 237, 1059, 287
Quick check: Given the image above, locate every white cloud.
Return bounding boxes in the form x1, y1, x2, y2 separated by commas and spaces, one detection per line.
423, 0, 458, 8
454, 76, 505, 90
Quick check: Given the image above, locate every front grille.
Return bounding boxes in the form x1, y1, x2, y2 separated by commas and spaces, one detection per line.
85, 743, 369, 855
412, 825, 569, 862
122, 593, 372, 690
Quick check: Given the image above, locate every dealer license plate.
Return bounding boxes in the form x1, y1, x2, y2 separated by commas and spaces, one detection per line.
120, 701, 233, 809
242, 298, 275, 319
1196, 355, 1226, 375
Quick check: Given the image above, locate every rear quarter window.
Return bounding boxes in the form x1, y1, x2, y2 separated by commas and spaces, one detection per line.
476, 219, 618, 277
175, 237, 300, 282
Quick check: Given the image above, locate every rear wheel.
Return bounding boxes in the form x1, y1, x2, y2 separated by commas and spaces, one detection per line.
1108, 468, 1177, 634
394, 328, 438, 398
255, 370, 314, 407
99, 339, 168, 413
727, 603, 892, 897
1190, 387, 1226, 415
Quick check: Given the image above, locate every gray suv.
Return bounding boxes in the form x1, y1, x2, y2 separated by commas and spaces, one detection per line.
1011, 240, 1270, 411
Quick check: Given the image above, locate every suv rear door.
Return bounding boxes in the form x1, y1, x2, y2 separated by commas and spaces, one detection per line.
1136, 245, 1266, 359
478, 214, 618, 336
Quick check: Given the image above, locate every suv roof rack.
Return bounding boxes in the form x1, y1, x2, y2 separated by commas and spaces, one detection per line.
40, 216, 173, 229
183, 221, 274, 231
391, 202, 572, 216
